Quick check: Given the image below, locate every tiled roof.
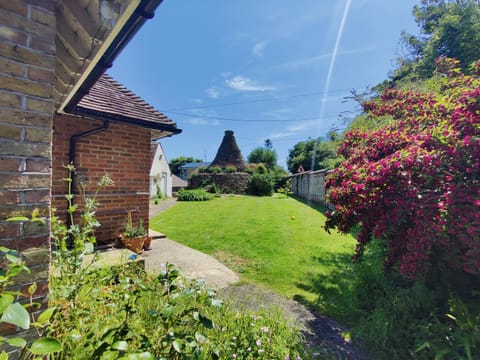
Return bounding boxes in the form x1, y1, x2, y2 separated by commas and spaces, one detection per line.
181, 162, 210, 169
74, 74, 181, 138
172, 175, 187, 188
150, 143, 159, 165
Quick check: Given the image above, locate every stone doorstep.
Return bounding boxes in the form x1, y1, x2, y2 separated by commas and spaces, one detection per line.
148, 229, 166, 239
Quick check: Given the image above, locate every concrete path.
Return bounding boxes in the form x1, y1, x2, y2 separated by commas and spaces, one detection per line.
146, 198, 240, 288
149, 198, 178, 218
143, 229, 239, 289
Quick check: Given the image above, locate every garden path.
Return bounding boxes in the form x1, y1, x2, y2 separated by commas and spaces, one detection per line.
148, 199, 370, 359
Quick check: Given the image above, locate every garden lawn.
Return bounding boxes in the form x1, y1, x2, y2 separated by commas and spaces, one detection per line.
150, 195, 356, 307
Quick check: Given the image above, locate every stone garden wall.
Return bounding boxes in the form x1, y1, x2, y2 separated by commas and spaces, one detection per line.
190, 173, 251, 194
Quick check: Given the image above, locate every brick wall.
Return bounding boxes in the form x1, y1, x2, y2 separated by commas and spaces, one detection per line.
52, 114, 151, 246
0, 0, 56, 337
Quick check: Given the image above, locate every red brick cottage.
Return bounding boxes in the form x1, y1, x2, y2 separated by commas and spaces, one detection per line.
52, 74, 181, 245
0, 0, 178, 338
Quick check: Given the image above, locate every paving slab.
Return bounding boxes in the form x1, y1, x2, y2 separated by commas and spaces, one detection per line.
142, 229, 240, 289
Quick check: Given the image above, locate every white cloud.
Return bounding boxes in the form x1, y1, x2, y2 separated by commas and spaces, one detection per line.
185, 118, 220, 126
225, 75, 275, 92
205, 87, 220, 99
273, 46, 375, 71
252, 41, 267, 57
268, 120, 320, 140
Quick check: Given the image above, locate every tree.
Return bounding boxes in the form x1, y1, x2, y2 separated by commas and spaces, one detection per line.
247, 140, 278, 170
286, 137, 341, 174
391, 0, 480, 83
264, 138, 273, 150
325, 58, 480, 281
169, 156, 202, 176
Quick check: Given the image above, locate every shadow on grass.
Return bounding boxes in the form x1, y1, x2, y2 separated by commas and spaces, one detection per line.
288, 195, 330, 215
291, 251, 373, 359
293, 251, 364, 325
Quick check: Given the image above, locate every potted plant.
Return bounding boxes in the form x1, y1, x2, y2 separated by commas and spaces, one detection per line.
119, 211, 151, 254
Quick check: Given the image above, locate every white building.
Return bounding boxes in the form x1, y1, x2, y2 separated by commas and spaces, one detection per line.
150, 142, 172, 198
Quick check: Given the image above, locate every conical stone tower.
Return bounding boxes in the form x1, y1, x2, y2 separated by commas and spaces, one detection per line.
209, 130, 247, 171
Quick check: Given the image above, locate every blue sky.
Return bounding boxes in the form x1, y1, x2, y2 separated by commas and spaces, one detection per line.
110, 0, 420, 170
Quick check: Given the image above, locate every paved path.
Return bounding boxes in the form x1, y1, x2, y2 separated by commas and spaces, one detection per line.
144, 230, 239, 289
146, 198, 369, 359
149, 198, 178, 218
147, 199, 239, 289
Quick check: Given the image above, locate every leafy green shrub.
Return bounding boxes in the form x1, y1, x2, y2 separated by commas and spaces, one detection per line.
224, 166, 237, 173
248, 173, 273, 196
49, 264, 307, 359
206, 166, 222, 174
177, 189, 214, 201
276, 177, 291, 195
4, 211, 61, 358
50, 165, 114, 304
254, 163, 267, 174
415, 296, 480, 360
198, 166, 208, 173
204, 182, 221, 195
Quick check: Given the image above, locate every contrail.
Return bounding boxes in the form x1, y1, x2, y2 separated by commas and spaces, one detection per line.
311, 0, 352, 173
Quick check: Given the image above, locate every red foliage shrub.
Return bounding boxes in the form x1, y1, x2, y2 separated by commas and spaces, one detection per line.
325, 57, 480, 280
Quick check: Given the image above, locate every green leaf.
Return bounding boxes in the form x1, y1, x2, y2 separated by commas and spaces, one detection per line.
445, 313, 457, 321
99, 350, 119, 360
195, 332, 207, 344
6, 216, 30, 222
0, 351, 8, 360
162, 305, 173, 319
172, 339, 183, 353
28, 283, 37, 296
136, 352, 155, 359
1, 302, 30, 329
8, 264, 26, 278
112, 341, 128, 351
0, 294, 14, 314
31, 208, 40, 219
35, 307, 56, 325
29, 337, 62, 354
210, 299, 223, 308
200, 314, 213, 329
5, 253, 21, 264
6, 337, 27, 348
119, 353, 154, 360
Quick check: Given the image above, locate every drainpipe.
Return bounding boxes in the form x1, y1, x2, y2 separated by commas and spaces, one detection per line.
67, 120, 109, 231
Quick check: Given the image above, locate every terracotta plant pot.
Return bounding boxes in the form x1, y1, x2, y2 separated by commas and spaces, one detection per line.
142, 236, 152, 251
120, 235, 145, 254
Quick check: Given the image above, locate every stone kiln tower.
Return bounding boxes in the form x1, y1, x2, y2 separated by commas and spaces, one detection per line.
210, 130, 247, 171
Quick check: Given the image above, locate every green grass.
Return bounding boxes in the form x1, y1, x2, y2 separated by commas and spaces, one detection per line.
150, 194, 356, 308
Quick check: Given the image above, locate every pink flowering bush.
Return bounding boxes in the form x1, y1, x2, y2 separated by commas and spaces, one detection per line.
325, 57, 480, 280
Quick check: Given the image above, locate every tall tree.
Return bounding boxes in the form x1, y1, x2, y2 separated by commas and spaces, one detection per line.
247, 139, 278, 170
264, 138, 273, 150
392, 0, 480, 83
169, 156, 202, 176
286, 137, 341, 174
